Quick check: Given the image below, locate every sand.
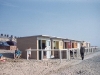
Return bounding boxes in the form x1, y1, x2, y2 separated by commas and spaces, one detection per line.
50, 53, 100, 75
0, 49, 100, 75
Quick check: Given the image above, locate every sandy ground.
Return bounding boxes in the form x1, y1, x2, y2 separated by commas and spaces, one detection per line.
50, 53, 100, 75
0, 49, 100, 75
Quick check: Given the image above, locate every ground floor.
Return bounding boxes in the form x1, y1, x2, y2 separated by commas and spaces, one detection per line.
17, 35, 90, 60
37, 37, 64, 60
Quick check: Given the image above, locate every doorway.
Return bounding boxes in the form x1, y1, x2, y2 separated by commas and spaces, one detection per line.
38, 40, 46, 60
38, 40, 51, 60
53, 41, 59, 49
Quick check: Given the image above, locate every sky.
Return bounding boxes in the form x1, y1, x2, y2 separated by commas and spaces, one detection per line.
0, 0, 100, 46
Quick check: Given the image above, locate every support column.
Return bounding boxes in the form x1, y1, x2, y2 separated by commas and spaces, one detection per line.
85, 48, 87, 55
88, 48, 89, 53
59, 50, 62, 63
66, 49, 68, 60
51, 40, 54, 58
41, 49, 43, 60
92, 48, 93, 53
84, 48, 86, 55
90, 48, 91, 54
72, 49, 75, 59
86, 48, 87, 54
89, 48, 91, 54
68, 49, 70, 60
40, 40, 43, 60
94, 48, 95, 52
78, 48, 80, 57
77, 49, 79, 58
27, 50, 28, 60
90, 48, 92, 53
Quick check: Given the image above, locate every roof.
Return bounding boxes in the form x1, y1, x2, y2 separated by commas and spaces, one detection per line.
17, 35, 89, 43
18, 35, 51, 38
7, 41, 17, 46
75, 40, 83, 42
18, 35, 65, 39
0, 41, 10, 46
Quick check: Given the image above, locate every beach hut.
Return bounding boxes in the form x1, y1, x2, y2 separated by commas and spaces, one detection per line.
76, 40, 82, 49
88, 42, 90, 47
86, 42, 90, 48
17, 35, 52, 60
61, 39, 71, 58
69, 40, 78, 57
83, 41, 87, 48
17, 35, 91, 60
76, 40, 82, 55
50, 37, 63, 58
70, 40, 78, 48
63, 39, 71, 49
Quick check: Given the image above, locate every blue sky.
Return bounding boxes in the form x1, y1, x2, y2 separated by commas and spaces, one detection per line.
0, 0, 100, 46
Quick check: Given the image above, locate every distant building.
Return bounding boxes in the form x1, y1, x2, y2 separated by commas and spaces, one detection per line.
0, 34, 17, 50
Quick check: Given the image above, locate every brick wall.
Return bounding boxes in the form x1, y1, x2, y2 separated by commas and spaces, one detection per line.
10, 46, 17, 50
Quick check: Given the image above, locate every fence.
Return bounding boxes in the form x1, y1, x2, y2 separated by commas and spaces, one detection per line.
26, 47, 99, 63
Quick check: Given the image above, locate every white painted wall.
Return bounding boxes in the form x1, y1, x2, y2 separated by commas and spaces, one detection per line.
77, 42, 81, 49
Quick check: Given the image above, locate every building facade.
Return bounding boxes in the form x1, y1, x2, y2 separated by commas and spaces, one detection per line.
17, 35, 91, 60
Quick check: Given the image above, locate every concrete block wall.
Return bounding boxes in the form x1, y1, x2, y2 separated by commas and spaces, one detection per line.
17, 36, 38, 59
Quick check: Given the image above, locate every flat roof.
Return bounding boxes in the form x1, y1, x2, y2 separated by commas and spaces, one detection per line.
18, 35, 55, 38
18, 35, 66, 39
17, 35, 88, 43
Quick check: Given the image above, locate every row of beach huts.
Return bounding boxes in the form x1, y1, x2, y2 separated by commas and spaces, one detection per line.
17, 35, 92, 60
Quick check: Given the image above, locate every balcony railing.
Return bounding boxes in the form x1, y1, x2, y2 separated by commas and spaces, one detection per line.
26, 47, 99, 63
